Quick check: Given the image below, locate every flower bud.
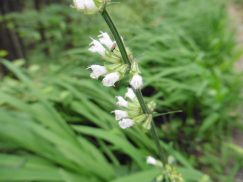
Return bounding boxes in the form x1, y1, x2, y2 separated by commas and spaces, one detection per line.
116, 96, 128, 107
148, 101, 156, 113
125, 88, 136, 101
130, 74, 143, 89
168, 156, 176, 165
72, 0, 108, 14
112, 110, 128, 120
89, 39, 106, 56
88, 65, 107, 79
146, 156, 163, 167
102, 72, 120, 87
98, 31, 115, 50
119, 118, 134, 129
146, 156, 157, 165
73, 0, 98, 13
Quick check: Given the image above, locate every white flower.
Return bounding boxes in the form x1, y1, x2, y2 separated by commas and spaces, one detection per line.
119, 118, 134, 129
84, 0, 97, 10
73, 0, 85, 9
102, 72, 120, 87
98, 31, 115, 50
125, 88, 136, 101
73, 0, 98, 11
130, 74, 143, 89
89, 39, 106, 56
112, 110, 128, 120
116, 96, 128, 107
146, 156, 157, 165
88, 65, 107, 79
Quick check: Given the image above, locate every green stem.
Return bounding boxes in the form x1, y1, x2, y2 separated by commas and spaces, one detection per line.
101, 8, 166, 163
101, 9, 131, 66
134, 89, 149, 114
151, 119, 166, 163
134, 89, 166, 163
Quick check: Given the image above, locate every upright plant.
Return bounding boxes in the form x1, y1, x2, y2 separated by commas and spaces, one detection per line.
72, 0, 184, 181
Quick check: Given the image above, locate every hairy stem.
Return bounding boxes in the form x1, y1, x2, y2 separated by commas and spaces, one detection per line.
101, 8, 166, 163
101, 9, 131, 66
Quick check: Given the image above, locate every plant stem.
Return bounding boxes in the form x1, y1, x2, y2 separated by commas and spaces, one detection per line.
134, 89, 166, 163
101, 9, 131, 66
101, 8, 166, 163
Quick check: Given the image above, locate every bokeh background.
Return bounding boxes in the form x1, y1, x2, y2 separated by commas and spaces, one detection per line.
0, 0, 243, 181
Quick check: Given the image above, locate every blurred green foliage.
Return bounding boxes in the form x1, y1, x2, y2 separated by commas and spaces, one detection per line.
0, 0, 242, 181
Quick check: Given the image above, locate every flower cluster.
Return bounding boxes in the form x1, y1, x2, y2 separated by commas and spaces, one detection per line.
146, 156, 184, 182
88, 32, 128, 87
72, 0, 109, 14
88, 31, 143, 89
113, 88, 155, 129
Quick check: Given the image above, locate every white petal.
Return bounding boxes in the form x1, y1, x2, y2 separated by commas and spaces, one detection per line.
116, 96, 128, 107
102, 72, 120, 87
125, 88, 136, 101
119, 119, 134, 129
89, 39, 106, 56
130, 74, 143, 89
84, 0, 97, 10
88, 65, 107, 79
112, 110, 128, 120
73, 0, 85, 9
146, 156, 157, 165
98, 31, 114, 50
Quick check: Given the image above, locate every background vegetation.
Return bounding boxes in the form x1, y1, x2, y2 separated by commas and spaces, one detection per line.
0, 0, 242, 181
